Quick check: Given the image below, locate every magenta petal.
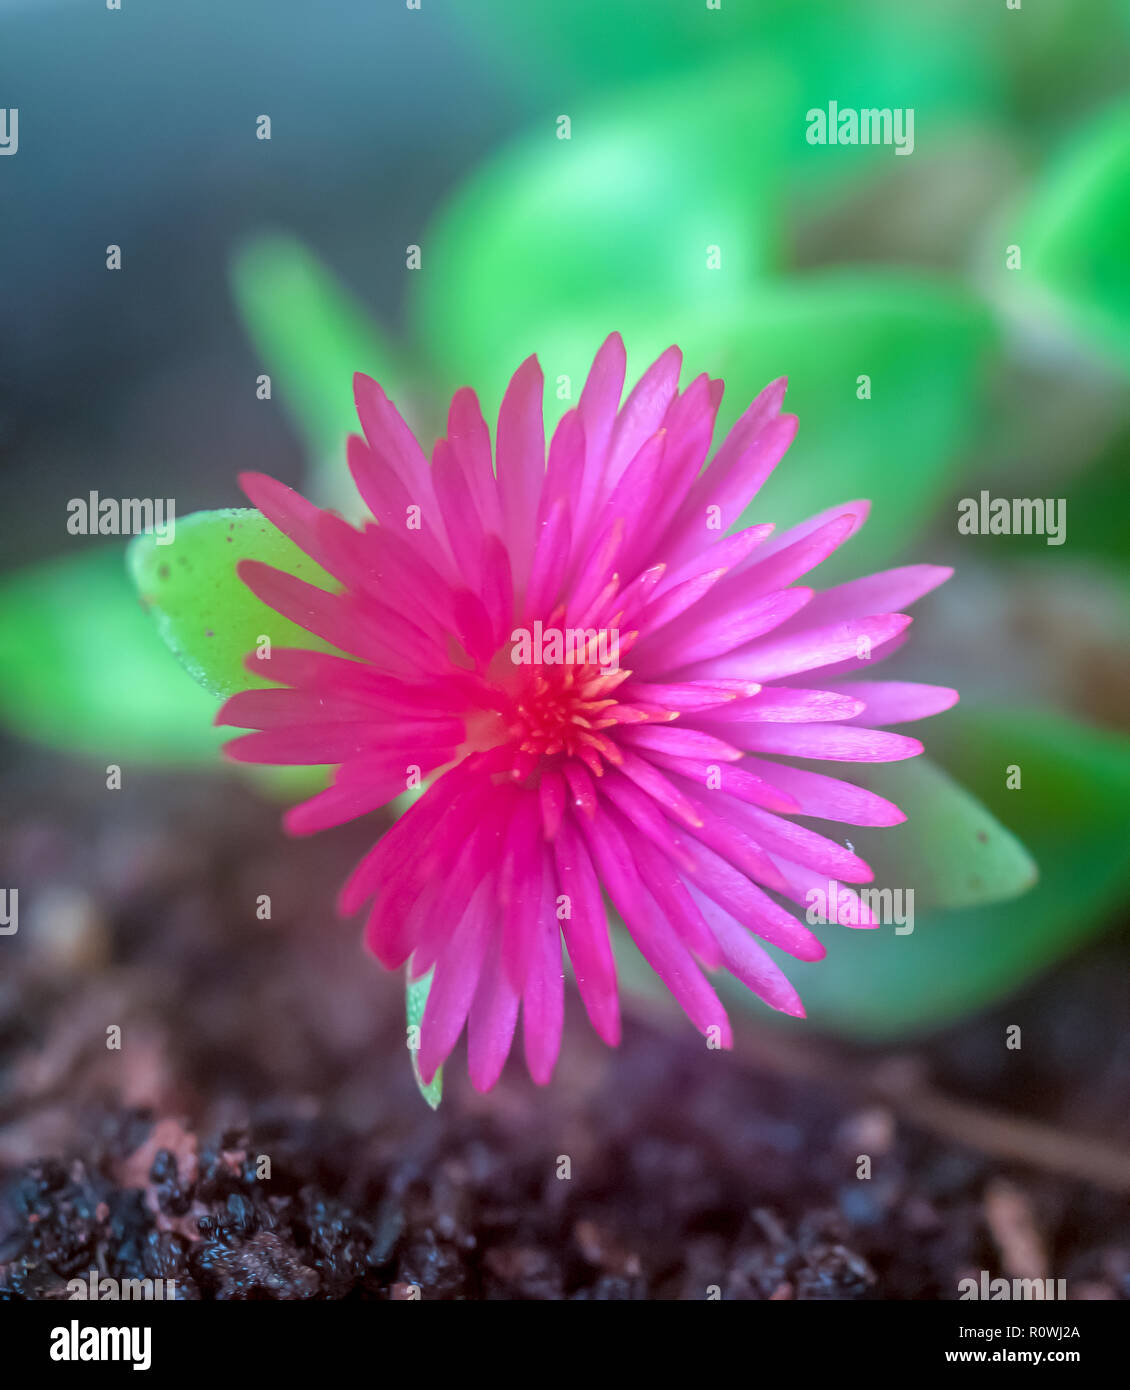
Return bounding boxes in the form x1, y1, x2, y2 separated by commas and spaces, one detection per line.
635, 750, 801, 815
619, 725, 745, 764
543, 408, 585, 524
659, 386, 795, 568
698, 686, 865, 724
581, 809, 732, 1047
603, 343, 681, 494
553, 816, 620, 1046
432, 436, 485, 589
354, 374, 443, 527
224, 726, 381, 765
687, 885, 805, 1017
687, 612, 913, 683
713, 795, 875, 883
416, 879, 494, 1084
467, 934, 521, 1093
622, 829, 723, 967
598, 766, 698, 873
640, 587, 814, 672
770, 858, 882, 930
525, 495, 572, 622
741, 756, 906, 826
679, 837, 825, 962
283, 772, 411, 835
522, 841, 565, 1085
755, 499, 871, 562
729, 513, 859, 597
447, 386, 502, 536
827, 680, 960, 726
572, 331, 627, 544
721, 722, 924, 762
496, 354, 546, 587
798, 563, 953, 627
238, 472, 330, 569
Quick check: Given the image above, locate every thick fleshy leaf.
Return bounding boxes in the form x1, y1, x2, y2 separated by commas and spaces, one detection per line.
460, 0, 1000, 188
467, 272, 995, 575
724, 707, 1130, 1039
1014, 100, 1130, 372
717, 275, 996, 572
127, 508, 336, 700
229, 235, 414, 510
407, 968, 443, 1110
0, 547, 224, 764
414, 59, 788, 421
834, 754, 1037, 912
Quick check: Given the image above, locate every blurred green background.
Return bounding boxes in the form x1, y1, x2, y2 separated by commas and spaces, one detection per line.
2, 0, 1129, 1042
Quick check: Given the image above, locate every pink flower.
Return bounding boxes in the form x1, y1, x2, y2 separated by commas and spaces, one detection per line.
218, 335, 957, 1091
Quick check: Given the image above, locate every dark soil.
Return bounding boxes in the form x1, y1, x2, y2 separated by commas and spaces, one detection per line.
1, 749, 1127, 1300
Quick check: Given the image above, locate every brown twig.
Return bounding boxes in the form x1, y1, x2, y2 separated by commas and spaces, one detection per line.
623, 994, 1130, 1195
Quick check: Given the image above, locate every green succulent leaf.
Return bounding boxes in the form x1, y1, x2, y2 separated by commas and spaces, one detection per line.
414, 58, 789, 418
466, 270, 995, 575
697, 273, 996, 574
229, 234, 412, 510
127, 507, 335, 701
460, 0, 1001, 186
740, 707, 1130, 1040
0, 547, 224, 764
407, 969, 443, 1110
1014, 100, 1130, 371
840, 755, 1037, 913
